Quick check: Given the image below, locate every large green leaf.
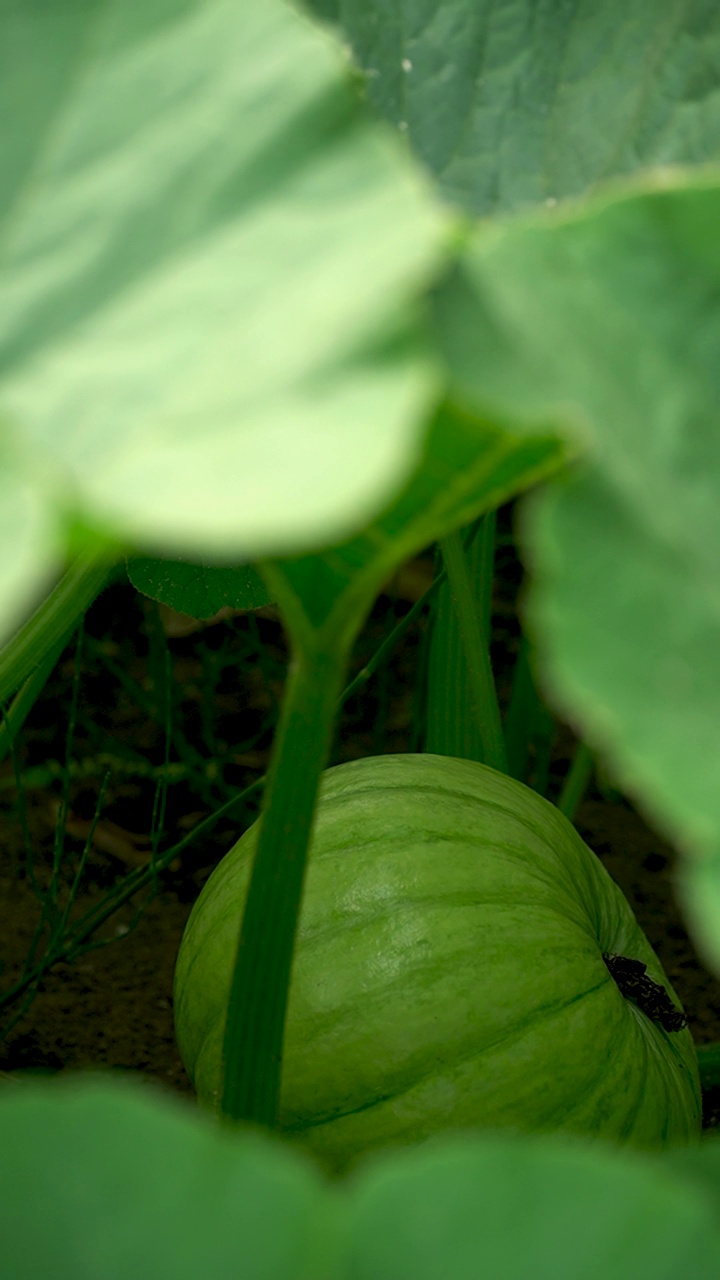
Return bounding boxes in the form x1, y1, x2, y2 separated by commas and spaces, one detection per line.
0, 1078, 333, 1280
2, 1078, 720, 1279
0, 0, 447, 643
523, 469, 720, 968
349, 1135, 720, 1280
664, 1134, 720, 1211
313, 0, 720, 215
433, 171, 720, 966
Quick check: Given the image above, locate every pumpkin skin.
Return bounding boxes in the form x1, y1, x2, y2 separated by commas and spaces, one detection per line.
174, 754, 701, 1171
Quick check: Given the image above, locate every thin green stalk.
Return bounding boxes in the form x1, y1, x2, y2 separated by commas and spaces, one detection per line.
0, 979, 48, 1048
425, 514, 497, 763
504, 638, 535, 782
83, 631, 224, 808
0, 552, 122, 704
0, 562, 435, 1016
342, 520, 484, 730
57, 771, 112, 940
148, 639, 173, 890
339, 565, 440, 710
0, 775, 266, 1022
504, 637, 555, 794
221, 643, 347, 1127
437, 526, 507, 773
410, 595, 433, 753
4, 689, 43, 903
65, 774, 261, 942
557, 742, 594, 821
0, 636, 68, 763
0, 578, 433, 795
22, 625, 85, 978
0, 756, 190, 793
52, 624, 85, 909
2, 576, 427, 1016
473, 510, 496, 636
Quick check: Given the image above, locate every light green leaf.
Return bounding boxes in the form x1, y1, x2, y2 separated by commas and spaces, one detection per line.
127, 557, 272, 618
0, 0, 447, 643
434, 171, 720, 966
349, 1135, 720, 1280
316, 0, 720, 215
262, 402, 565, 643
0, 1078, 335, 1280
524, 467, 720, 968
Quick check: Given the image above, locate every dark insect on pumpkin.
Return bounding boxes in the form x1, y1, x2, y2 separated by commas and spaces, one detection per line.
602, 952, 688, 1033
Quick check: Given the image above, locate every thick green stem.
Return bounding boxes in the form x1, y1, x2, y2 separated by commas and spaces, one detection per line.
220, 643, 348, 1127
435, 525, 507, 773
0, 552, 121, 704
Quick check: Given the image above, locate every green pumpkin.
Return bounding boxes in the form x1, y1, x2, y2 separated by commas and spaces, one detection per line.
173, 754, 701, 1171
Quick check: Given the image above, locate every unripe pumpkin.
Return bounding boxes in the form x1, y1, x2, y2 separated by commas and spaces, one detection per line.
173, 754, 701, 1171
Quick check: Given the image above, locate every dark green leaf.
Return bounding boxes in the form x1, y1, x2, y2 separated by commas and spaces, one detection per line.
349, 1135, 720, 1280
0, 1078, 334, 1280
314, 0, 720, 215
127, 557, 272, 617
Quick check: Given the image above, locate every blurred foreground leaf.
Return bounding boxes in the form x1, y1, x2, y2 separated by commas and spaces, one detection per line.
434, 171, 720, 967
1, 1078, 720, 1279
0, 0, 447, 641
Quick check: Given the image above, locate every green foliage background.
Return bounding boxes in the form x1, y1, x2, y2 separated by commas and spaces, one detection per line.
2, 0, 720, 1273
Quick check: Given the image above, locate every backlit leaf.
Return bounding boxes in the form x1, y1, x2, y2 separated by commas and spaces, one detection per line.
0, 0, 447, 641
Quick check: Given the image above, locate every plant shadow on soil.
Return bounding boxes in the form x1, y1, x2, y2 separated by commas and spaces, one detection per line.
1, 504, 719, 1131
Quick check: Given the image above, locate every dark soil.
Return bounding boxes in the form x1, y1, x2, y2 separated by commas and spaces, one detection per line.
2, 508, 719, 1131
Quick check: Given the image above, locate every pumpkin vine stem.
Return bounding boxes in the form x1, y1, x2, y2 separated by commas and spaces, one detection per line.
220, 639, 347, 1128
